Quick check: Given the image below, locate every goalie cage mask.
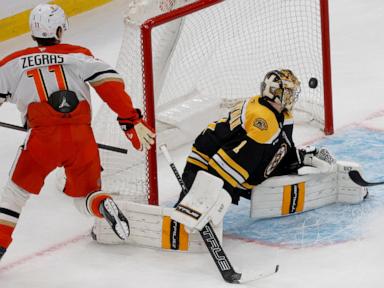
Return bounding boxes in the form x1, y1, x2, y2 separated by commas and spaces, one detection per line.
260, 69, 301, 112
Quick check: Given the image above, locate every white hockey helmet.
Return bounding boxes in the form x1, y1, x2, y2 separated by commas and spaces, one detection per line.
261, 69, 301, 112
29, 4, 68, 40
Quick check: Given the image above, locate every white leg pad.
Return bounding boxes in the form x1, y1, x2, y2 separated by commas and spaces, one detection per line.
251, 161, 367, 219
336, 161, 368, 203
92, 197, 223, 253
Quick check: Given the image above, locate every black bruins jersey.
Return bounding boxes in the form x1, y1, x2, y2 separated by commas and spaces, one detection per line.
185, 96, 297, 198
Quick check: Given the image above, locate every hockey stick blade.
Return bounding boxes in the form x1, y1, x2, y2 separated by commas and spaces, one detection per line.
240, 264, 279, 284
348, 170, 384, 187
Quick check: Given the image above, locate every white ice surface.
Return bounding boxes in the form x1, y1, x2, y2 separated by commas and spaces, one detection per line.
0, 1, 384, 287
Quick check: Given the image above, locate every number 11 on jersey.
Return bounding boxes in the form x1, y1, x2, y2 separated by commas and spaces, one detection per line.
27, 65, 68, 102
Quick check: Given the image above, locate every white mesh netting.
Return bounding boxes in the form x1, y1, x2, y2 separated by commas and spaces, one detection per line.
92, 0, 330, 203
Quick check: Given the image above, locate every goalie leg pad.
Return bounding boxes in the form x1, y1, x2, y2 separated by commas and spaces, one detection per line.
171, 170, 232, 232
92, 198, 223, 252
336, 161, 368, 203
251, 161, 367, 219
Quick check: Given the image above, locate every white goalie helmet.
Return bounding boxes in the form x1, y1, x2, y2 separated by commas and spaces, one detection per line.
261, 69, 301, 112
29, 4, 68, 40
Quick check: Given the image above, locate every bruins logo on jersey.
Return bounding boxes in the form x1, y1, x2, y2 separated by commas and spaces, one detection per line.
253, 118, 268, 131
264, 143, 288, 177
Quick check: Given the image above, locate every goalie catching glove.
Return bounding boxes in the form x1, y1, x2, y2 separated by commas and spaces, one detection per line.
118, 109, 155, 151
297, 146, 336, 174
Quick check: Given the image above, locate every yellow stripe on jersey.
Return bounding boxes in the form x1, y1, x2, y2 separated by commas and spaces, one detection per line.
207, 122, 216, 131
205, 117, 227, 132
281, 182, 305, 215
187, 157, 208, 170
240, 182, 254, 190
192, 147, 210, 162
217, 149, 249, 180
243, 96, 280, 144
161, 216, 189, 251
209, 158, 238, 187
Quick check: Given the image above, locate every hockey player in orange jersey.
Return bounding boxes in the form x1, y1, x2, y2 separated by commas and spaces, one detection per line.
0, 4, 155, 260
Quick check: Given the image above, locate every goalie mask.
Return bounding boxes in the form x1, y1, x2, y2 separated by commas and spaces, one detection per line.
30, 4, 68, 40
260, 69, 301, 112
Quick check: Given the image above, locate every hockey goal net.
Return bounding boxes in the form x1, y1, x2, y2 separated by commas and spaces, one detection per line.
92, 0, 333, 206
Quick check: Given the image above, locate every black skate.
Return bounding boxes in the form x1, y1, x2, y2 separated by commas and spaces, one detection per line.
99, 198, 130, 240
0, 246, 6, 260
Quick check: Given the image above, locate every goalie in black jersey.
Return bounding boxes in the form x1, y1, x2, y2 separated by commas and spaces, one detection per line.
177, 69, 320, 205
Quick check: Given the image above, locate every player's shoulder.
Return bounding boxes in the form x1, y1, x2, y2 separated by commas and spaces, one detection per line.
0, 44, 94, 67
49, 44, 94, 57
0, 47, 37, 67
242, 95, 281, 144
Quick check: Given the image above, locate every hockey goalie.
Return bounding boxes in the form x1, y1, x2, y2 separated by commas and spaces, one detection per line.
172, 69, 368, 219
93, 69, 367, 251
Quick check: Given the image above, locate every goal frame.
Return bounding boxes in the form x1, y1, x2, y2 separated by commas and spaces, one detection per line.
140, 0, 334, 205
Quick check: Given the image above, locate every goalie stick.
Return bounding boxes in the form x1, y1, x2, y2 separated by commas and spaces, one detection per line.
348, 170, 384, 187
160, 144, 279, 284
0, 121, 128, 154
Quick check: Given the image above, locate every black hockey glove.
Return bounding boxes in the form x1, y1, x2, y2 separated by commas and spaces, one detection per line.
298, 146, 336, 166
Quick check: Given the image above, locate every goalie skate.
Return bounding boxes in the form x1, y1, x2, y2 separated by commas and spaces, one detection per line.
99, 198, 130, 240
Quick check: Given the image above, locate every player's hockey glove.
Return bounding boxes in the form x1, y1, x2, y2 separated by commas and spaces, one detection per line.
118, 109, 155, 151
297, 146, 336, 173
298, 146, 336, 166
298, 145, 319, 166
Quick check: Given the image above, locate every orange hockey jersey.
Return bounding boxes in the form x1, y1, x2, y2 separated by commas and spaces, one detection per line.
0, 43, 138, 125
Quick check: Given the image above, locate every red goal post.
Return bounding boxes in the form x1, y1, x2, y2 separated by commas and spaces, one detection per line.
142, 0, 238, 205
141, 0, 333, 205
92, 0, 334, 206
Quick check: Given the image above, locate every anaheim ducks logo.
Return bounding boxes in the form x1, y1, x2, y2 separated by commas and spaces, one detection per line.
254, 118, 268, 130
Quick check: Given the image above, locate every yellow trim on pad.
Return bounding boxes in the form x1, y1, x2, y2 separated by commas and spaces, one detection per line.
161, 216, 189, 251
282, 182, 305, 215
0, 0, 112, 42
